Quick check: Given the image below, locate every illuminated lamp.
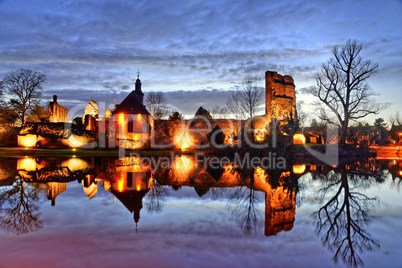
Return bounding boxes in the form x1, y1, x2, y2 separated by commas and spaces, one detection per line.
292, 164, 306, 174
18, 134, 38, 148
293, 133, 306, 144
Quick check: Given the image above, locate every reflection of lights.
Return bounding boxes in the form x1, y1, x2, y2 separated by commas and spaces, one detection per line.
292, 165, 306, 174
254, 167, 267, 180
62, 158, 90, 171
399, 170, 402, 177
117, 175, 124, 192
173, 155, 194, 173
17, 158, 37, 171
280, 171, 291, 178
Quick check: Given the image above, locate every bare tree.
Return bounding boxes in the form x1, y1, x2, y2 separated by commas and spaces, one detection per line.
312, 168, 381, 268
226, 74, 264, 122
0, 179, 45, 234
310, 40, 389, 145
210, 105, 228, 119
0, 69, 46, 126
389, 111, 401, 126
296, 102, 308, 128
26, 103, 49, 122
146, 91, 167, 120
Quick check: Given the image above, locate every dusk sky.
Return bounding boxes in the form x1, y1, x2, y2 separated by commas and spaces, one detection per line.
1, 0, 401, 122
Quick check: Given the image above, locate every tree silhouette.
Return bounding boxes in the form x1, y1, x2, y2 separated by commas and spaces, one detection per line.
312, 167, 381, 267
310, 40, 389, 145
144, 177, 167, 213
0, 179, 45, 234
0, 69, 46, 126
227, 168, 262, 236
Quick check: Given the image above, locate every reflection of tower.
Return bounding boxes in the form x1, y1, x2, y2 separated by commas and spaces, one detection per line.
46, 182, 67, 206
110, 162, 151, 230
265, 186, 296, 236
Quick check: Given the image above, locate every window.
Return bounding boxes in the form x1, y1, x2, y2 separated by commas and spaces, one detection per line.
127, 118, 134, 133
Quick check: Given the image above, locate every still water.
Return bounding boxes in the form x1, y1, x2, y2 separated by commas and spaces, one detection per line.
0, 154, 401, 268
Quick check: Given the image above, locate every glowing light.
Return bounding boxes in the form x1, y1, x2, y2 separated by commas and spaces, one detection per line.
117, 175, 124, 192
254, 166, 267, 180
137, 114, 142, 120
18, 134, 37, 147
292, 164, 306, 174
293, 133, 306, 144
136, 184, 141, 191
17, 158, 37, 171
62, 158, 90, 172
399, 170, 402, 177
174, 128, 193, 151
173, 155, 194, 173
254, 129, 267, 142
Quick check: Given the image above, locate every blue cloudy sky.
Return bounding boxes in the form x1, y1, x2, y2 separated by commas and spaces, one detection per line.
0, 0, 401, 121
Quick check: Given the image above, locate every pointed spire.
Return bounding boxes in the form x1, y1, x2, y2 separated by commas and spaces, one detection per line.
135, 69, 144, 104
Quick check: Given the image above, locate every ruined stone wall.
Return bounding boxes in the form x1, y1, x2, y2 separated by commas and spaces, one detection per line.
265, 71, 296, 121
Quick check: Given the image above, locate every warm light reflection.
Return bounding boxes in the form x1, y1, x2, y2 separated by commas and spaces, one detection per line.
173, 155, 194, 173
61, 158, 90, 172
293, 133, 306, 144
117, 174, 124, 192
136, 184, 141, 191
17, 158, 37, 171
18, 134, 37, 147
254, 166, 267, 180
137, 114, 142, 120
292, 164, 306, 174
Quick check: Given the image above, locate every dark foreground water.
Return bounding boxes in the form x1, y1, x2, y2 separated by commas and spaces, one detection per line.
0, 155, 401, 268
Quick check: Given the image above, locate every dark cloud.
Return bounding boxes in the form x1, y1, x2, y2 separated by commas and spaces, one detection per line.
0, 0, 401, 119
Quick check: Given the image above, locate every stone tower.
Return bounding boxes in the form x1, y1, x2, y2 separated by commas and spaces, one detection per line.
265, 71, 296, 121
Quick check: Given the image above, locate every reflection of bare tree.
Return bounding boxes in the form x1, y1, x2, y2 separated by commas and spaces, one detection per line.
0, 179, 46, 234
312, 168, 381, 268
144, 177, 168, 213
228, 169, 262, 236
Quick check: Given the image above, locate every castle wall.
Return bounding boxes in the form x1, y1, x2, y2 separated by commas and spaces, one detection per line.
265, 71, 296, 121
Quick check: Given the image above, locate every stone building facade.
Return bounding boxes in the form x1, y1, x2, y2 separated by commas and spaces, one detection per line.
265, 71, 296, 121
48, 95, 68, 122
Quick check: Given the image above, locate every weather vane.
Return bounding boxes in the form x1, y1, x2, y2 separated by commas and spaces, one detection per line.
137, 69, 140, 79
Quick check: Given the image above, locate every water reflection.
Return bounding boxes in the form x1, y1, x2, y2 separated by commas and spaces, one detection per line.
310, 164, 382, 268
0, 154, 401, 267
0, 178, 45, 234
